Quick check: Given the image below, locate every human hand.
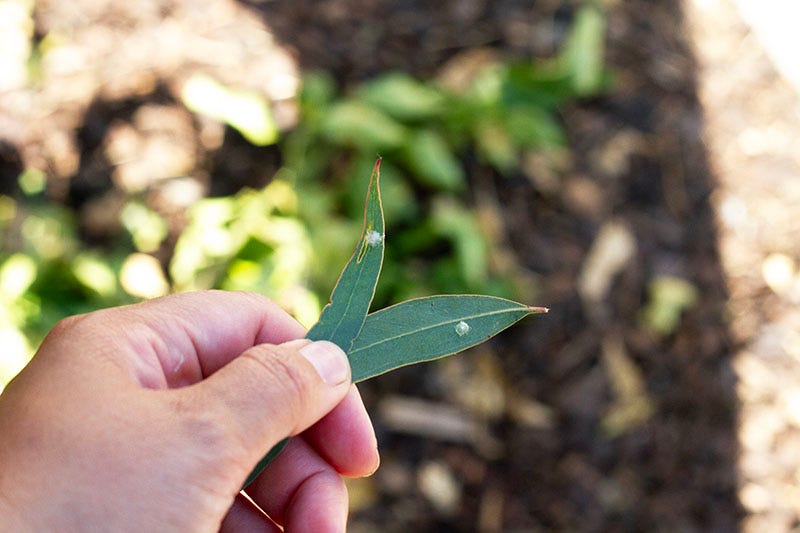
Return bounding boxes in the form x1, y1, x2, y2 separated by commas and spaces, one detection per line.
0, 291, 379, 532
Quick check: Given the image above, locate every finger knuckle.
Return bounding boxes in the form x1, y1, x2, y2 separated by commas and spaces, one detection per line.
47, 312, 90, 338
43, 312, 113, 350
241, 346, 313, 424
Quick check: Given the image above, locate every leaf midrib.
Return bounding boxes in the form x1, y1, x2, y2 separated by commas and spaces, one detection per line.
325, 254, 370, 341
349, 306, 528, 355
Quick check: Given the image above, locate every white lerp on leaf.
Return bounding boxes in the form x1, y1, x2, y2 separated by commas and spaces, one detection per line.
366, 230, 383, 247
455, 321, 471, 337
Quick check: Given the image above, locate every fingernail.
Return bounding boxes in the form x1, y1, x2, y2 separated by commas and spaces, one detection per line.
299, 341, 350, 385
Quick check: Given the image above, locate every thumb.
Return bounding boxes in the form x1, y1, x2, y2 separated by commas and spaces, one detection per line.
180, 339, 352, 461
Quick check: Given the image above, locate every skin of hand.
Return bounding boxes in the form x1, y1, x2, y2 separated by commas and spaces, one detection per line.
0, 291, 379, 532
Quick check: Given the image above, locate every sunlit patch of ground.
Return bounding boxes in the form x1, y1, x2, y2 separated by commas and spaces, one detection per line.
687, 0, 800, 529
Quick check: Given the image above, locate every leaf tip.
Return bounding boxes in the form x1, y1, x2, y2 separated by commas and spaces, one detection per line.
367, 156, 382, 197
528, 306, 550, 314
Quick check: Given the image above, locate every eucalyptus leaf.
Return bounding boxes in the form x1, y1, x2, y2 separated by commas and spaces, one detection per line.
243, 158, 548, 490
244, 160, 384, 488
349, 295, 548, 382
306, 158, 385, 351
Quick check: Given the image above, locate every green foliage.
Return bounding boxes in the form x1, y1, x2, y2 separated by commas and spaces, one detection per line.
640, 276, 699, 336
357, 72, 446, 122
0, 180, 319, 389
558, 4, 607, 97
401, 129, 465, 191
181, 74, 279, 146
0, 197, 135, 388
170, 180, 320, 327
285, 5, 608, 307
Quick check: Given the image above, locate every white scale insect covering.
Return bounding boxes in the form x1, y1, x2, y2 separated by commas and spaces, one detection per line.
455, 321, 471, 337
365, 230, 383, 247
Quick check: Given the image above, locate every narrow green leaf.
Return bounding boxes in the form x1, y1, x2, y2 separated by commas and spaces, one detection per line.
244, 160, 384, 488
306, 158, 385, 351
349, 295, 548, 382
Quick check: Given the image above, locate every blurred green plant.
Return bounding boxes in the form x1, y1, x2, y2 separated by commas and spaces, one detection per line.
286, 5, 607, 306
640, 275, 699, 336
0, 194, 134, 389
181, 74, 279, 146
0, 180, 321, 391
0, 4, 606, 390
170, 179, 320, 327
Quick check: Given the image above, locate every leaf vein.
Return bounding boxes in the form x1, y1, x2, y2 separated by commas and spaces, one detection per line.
349, 306, 527, 355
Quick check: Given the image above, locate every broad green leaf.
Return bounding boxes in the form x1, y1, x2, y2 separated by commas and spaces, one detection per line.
559, 4, 606, 97
348, 295, 548, 382
18, 168, 46, 195
320, 100, 407, 150
358, 72, 446, 121
430, 198, 488, 286
641, 276, 698, 336
0, 254, 37, 300
72, 254, 117, 297
505, 105, 565, 148
401, 129, 465, 191
181, 74, 278, 146
306, 158, 385, 350
502, 63, 573, 109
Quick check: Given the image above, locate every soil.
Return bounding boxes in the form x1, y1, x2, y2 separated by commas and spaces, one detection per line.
4, 0, 799, 530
